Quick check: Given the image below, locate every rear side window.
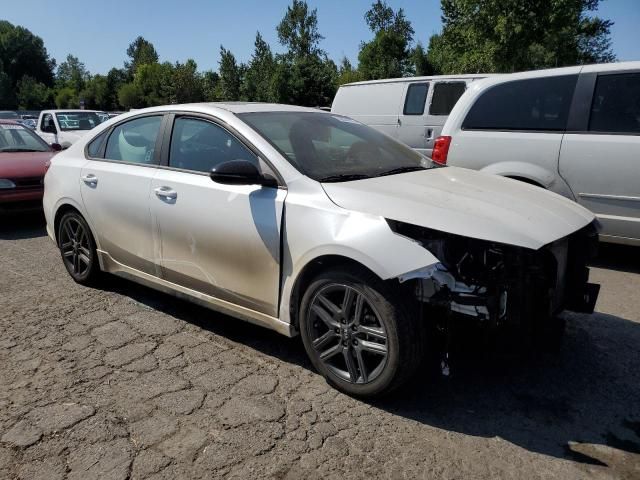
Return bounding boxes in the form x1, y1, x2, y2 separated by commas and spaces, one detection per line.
169, 117, 258, 173
105, 116, 162, 164
87, 130, 107, 157
462, 75, 578, 131
429, 82, 467, 115
403, 83, 429, 115
589, 73, 640, 134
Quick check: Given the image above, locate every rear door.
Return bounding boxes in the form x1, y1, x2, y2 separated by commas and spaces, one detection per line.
397, 82, 430, 154
559, 70, 640, 242
150, 114, 285, 316
80, 114, 165, 275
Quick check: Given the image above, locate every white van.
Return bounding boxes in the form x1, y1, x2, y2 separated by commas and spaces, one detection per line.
331, 75, 489, 156
437, 61, 640, 246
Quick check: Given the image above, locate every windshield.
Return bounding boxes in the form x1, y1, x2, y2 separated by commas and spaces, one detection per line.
0, 124, 49, 152
239, 112, 430, 182
55, 112, 102, 131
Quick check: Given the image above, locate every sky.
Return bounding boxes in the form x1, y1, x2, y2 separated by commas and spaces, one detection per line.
3, 0, 639, 75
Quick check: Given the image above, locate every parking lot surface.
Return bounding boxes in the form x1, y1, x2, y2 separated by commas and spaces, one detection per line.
1, 214, 639, 479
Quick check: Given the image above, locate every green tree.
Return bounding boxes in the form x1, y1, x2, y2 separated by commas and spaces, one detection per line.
118, 82, 144, 110
216, 46, 242, 101
172, 59, 204, 103
56, 54, 89, 92
81, 74, 109, 110
125, 36, 159, 76
0, 21, 55, 107
16, 75, 51, 109
337, 57, 362, 85
55, 87, 78, 108
135, 62, 175, 106
358, 1, 415, 79
202, 70, 220, 101
276, 0, 324, 58
274, 0, 337, 106
242, 32, 277, 102
105, 68, 129, 110
428, 0, 615, 74
410, 42, 434, 76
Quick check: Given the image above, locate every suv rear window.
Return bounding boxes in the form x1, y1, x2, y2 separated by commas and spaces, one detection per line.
403, 83, 429, 115
429, 82, 466, 115
589, 73, 640, 134
462, 75, 578, 132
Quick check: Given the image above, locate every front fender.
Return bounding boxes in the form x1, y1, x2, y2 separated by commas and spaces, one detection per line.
279, 200, 439, 326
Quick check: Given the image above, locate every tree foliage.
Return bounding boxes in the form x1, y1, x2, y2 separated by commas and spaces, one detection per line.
0, 21, 55, 107
277, 0, 324, 58
125, 36, 159, 77
358, 1, 415, 79
428, 0, 616, 74
56, 54, 89, 92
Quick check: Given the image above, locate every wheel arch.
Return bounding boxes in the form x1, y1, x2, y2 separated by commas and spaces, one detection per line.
287, 254, 382, 333
53, 202, 99, 249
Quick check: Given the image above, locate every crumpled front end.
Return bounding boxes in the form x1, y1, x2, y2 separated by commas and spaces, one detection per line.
390, 220, 600, 335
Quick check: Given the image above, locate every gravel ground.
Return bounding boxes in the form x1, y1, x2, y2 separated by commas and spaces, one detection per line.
1, 213, 639, 479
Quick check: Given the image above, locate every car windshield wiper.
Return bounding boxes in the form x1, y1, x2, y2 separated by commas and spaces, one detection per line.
318, 174, 371, 183
375, 166, 426, 178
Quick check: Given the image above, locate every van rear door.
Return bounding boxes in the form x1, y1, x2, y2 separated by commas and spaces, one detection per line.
331, 82, 404, 138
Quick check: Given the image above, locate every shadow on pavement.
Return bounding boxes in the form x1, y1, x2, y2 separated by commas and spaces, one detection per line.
591, 242, 640, 274
100, 274, 640, 469
0, 211, 47, 240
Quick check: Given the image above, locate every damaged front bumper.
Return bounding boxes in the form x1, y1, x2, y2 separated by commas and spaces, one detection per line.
391, 220, 600, 328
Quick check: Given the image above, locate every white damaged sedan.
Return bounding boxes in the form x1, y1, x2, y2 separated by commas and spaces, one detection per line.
43, 103, 600, 397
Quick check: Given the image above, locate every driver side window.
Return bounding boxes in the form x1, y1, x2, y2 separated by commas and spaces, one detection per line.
169, 117, 258, 173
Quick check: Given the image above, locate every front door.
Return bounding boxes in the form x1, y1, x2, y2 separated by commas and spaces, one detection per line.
150, 115, 285, 316
80, 114, 165, 275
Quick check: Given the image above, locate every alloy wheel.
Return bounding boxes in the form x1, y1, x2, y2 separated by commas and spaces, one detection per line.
59, 217, 92, 277
307, 284, 388, 384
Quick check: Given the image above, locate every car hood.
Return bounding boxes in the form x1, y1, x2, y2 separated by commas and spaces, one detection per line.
321, 167, 595, 250
0, 151, 55, 178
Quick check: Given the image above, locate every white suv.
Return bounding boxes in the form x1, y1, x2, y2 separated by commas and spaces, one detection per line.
435, 61, 640, 246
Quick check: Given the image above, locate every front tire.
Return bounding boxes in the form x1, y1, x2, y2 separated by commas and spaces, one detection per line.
299, 267, 425, 397
57, 211, 100, 285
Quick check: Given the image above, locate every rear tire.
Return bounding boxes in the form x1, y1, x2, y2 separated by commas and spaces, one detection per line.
57, 211, 101, 285
299, 266, 425, 397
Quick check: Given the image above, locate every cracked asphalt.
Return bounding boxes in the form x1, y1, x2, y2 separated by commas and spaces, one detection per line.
1, 213, 639, 479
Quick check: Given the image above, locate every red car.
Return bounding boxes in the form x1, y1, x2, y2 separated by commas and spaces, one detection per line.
0, 120, 61, 213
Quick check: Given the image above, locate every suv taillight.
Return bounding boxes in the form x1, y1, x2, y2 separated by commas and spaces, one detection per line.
432, 136, 451, 165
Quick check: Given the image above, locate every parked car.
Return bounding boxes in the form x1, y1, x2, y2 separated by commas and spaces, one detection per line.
35, 110, 103, 148
331, 75, 489, 157
44, 103, 599, 397
0, 111, 19, 120
435, 61, 640, 246
0, 121, 60, 213
17, 119, 36, 129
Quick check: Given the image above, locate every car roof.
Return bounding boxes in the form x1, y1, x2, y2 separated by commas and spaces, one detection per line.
341, 74, 495, 87
0, 119, 22, 125
182, 102, 325, 114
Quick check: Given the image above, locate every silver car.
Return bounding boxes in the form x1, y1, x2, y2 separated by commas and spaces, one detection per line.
44, 103, 599, 397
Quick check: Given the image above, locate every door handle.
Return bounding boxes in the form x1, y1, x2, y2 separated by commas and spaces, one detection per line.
154, 186, 178, 200
81, 174, 98, 186
425, 128, 433, 139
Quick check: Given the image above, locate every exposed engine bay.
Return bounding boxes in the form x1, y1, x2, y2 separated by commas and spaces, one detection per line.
389, 220, 601, 333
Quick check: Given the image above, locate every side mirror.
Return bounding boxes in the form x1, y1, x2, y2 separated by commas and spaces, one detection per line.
51, 143, 62, 151
44, 124, 57, 134
210, 160, 278, 188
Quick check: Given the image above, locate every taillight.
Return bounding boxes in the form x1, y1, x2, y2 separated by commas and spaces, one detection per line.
432, 136, 451, 165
